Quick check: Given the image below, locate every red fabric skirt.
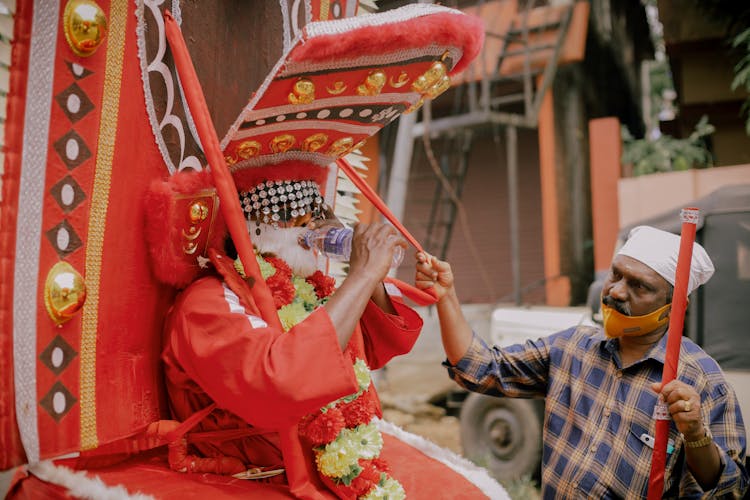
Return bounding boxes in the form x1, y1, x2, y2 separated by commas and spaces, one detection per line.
8, 434, 491, 499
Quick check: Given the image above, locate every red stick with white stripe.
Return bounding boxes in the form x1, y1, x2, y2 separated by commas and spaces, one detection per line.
647, 207, 699, 499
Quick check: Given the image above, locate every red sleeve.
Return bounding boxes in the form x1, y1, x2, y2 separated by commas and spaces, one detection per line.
166, 277, 358, 429
359, 297, 423, 370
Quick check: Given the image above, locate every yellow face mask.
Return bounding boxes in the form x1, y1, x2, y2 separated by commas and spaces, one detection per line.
601, 301, 671, 338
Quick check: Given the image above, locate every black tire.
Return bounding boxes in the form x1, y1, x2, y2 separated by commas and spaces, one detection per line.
459, 393, 542, 482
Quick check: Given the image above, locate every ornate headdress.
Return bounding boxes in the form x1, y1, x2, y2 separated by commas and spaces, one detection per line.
145, 4, 484, 288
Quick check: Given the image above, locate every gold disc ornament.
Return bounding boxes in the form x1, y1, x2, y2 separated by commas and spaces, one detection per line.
44, 262, 87, 325
63, 0, 108, 57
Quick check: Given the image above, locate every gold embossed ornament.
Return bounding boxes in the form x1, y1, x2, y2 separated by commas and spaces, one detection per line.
44, 261, 87, 325
356, 71, 386, 96
289, 78, 316, 105
237, 140, 262, 159
270, 134, 296, 153
63, 0, 108, 57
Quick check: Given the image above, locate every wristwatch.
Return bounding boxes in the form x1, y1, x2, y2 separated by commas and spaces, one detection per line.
684, 426, 713, 448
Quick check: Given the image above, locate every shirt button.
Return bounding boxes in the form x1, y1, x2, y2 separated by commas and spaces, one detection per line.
615, 370, 623, 378
603, 408, 611, 417
590, 445, 597, 453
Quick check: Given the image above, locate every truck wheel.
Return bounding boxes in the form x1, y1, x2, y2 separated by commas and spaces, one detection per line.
459, 393, 542, 481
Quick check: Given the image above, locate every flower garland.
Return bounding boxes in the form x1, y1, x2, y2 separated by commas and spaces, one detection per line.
235, 253, 336, 331
300, 357, 406, 499
234, 253, 406, 499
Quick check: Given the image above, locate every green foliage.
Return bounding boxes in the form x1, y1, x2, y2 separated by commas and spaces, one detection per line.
621, 116, 715, 177
731, 27, 750, 136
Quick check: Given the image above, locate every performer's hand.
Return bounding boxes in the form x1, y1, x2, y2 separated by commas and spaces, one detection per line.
415, 252, 454, 301
349, 222, 406, 283
652, 380, 704, 440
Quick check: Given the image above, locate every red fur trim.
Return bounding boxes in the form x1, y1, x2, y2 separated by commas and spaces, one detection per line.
294, 11, 485, 75
231, 160, 329, 192
143, 170, 227, 288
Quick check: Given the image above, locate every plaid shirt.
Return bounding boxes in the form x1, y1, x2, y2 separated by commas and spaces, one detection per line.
445, 326, 748, 499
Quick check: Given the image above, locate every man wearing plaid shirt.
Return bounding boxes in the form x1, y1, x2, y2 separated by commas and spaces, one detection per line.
416, 226, 748, 498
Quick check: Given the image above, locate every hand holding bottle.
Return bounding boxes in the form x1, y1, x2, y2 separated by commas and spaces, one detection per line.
346, 223, 406, 283
301, 224, 404, 269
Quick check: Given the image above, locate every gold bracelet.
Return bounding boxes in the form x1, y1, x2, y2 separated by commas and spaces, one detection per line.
684, 427, 712, 448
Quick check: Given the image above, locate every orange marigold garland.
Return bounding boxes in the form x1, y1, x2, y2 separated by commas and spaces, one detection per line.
266, 273, 296, 308
235, 253, 405, 498
307, 270, 336, 299
299, 407, 346, 447
304, 359, 405, 499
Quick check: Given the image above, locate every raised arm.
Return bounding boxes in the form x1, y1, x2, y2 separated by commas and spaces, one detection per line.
415, 253, 472, 364
325, 222, 405, 349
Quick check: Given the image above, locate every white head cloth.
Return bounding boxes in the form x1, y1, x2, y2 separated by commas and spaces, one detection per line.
616, 225, 715, 295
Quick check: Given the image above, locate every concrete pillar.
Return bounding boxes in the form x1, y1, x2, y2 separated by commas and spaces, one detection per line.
588, 117, 621, 273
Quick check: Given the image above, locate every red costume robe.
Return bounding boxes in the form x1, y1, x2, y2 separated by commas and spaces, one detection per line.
161, 254, 422, 498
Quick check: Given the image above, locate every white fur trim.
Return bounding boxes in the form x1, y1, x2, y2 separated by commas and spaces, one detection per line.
375, 418, 510, 500
304, 4, 464, 38
27, 461, 154, 500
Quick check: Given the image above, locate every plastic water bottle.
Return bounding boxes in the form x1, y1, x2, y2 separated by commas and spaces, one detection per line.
301, 226, 404, 268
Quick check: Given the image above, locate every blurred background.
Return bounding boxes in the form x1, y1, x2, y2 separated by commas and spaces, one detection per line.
1, 0, 749, 498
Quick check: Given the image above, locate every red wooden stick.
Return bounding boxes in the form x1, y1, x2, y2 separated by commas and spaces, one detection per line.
163, 12, 281, 329
336, 158, 438, 304
647, 207, 699, 499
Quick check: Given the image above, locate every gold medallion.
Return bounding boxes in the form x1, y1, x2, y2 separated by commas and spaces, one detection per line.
63, 0, 108, 57
44, 262, 87, 325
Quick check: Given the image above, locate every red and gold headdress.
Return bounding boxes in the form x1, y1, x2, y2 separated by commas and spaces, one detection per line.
146, 4, 484, 289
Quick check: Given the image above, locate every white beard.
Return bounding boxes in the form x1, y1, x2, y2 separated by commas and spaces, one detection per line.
248, 222, 321, 277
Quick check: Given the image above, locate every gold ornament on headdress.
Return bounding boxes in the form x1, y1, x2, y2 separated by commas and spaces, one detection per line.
412, 61, 447, 94
182, 200, 211, 255
404, 96, 424, 115
326, 81, 347, 95
182, 226, 201, 255
303, 133, 329, 152
188, 200, 210, 224
407, 58, 452, 113
237, 140, 262, 159
44, 262, 87, 325
63, 0, 108, 57
426, 75, 451, 99
389, 72, 410, 88
357, 71, 387, 96
327, 137, 354, 156
270, 134, 296, 153
289, 78, 315, 105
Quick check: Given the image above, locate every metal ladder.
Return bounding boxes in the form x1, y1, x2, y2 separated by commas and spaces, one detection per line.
386, 0, 576, 303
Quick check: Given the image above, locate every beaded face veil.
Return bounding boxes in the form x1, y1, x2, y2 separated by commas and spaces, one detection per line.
239, 179, 325, 231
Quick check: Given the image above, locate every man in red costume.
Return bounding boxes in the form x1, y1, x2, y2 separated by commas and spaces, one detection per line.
161, 162, 425, 499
